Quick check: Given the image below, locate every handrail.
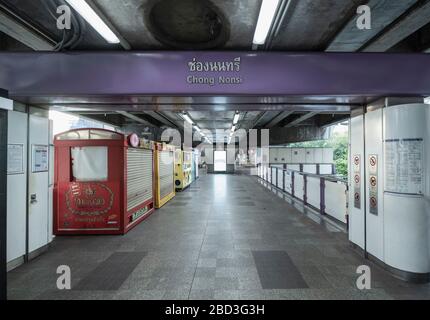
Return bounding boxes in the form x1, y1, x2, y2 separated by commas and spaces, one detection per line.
256, 164, 348, 225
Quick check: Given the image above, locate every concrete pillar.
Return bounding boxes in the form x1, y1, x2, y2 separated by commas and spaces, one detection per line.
349, 98, 430, 282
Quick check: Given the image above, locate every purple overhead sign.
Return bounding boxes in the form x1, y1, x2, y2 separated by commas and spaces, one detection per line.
0, 51, 430, 97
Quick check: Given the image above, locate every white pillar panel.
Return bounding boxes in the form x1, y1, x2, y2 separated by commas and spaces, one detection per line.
302, 164, 317, 174
383, 104, 430, 273
6, 111, 27, 263
365, 109, 384, 261
305, 148, 314, 163
284, 148, 292, 163
314, 148, 323, 163
292, 148, 305, 163
349, 115, 365, 249
269, 148, 279, 163
28, 115, 51, 254
278, 148, 288, 163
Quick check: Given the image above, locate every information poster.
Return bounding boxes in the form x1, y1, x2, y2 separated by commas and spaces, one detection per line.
7, 144, 24, 174
32, 145, 49, 173
384, 138, 424, 195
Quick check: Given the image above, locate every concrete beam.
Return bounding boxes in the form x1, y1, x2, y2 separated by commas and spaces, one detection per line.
160, 111, 185, 129
116, 111, 154, 127
326, 0, 417, 52
284, 112, 319, 128
362, 1, 430, 52
0, 6, 55, 51
252, 126, 325, 146
265, 111, 294, 128
251, 112, 276, 128
143, 111, 177, 127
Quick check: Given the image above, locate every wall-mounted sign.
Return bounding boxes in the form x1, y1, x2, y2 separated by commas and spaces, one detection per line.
127, 133, 140, 148
7, 144, 24, 174
32, 144, 49, 173
384, 138, 424, 195
353, 154, 361, 209
368, 154, 378, 215
186, 57, 243, 86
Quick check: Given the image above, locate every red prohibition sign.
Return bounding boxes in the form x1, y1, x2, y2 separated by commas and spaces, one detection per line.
370, 156, 377, 167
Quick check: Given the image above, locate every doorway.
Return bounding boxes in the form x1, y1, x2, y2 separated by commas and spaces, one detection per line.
214, 150, 227, 172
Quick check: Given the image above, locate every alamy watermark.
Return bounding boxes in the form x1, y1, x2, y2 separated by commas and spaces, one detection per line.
356, 5, 372, 30
356, 265, 371, 290
56, 265, 71, 290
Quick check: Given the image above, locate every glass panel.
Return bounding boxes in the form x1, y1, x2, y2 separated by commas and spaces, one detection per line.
56, 129, 122, 140
89, 129, 122, 140
71, 146, 108, 181
57, 130, 89, 140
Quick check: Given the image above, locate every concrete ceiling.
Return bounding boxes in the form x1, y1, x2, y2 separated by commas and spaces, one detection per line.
1, 0, 429, 142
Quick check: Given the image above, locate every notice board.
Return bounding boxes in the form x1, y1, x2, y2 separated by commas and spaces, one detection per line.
384, 138, 424, 195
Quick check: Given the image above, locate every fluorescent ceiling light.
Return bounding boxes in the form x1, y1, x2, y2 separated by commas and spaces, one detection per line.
233, 113, 240, 125
253, 0, 280, 45
425, 97, 430, 104
65, 0, 120, 44
194, 126, 201, 132
182, 114, 194, 125
231, 125, 236, 132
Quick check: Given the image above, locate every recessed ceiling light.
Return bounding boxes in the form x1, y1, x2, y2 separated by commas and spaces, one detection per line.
66, 0, 120, 44
253, 0, 280, 46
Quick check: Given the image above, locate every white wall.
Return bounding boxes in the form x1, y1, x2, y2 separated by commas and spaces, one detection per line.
349, 103, 430, 275
6, 110, 53, 269
7, 111, 27, 264
349, 114, 365, 249
383, 104, 430, 273
270, 147, 334, 164
325, 180, 348, 223
365, 109, 384, 260
307, 176, 320, 209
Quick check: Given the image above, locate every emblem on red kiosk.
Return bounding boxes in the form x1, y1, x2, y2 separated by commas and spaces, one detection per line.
65, 182, 114, 216
128, 133, 140, 147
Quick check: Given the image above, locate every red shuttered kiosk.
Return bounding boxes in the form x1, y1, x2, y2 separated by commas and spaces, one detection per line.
54, 128, 154, 235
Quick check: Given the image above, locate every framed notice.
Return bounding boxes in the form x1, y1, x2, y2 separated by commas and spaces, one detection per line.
7, 144, 24, 175
384, 138, 424, 195
32, 144, 49, 173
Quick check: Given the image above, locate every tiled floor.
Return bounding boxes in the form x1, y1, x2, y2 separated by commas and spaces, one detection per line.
7, 174, 430, 300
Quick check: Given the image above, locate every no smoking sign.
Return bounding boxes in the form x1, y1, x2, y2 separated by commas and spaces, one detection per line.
370, 156, 377, 167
